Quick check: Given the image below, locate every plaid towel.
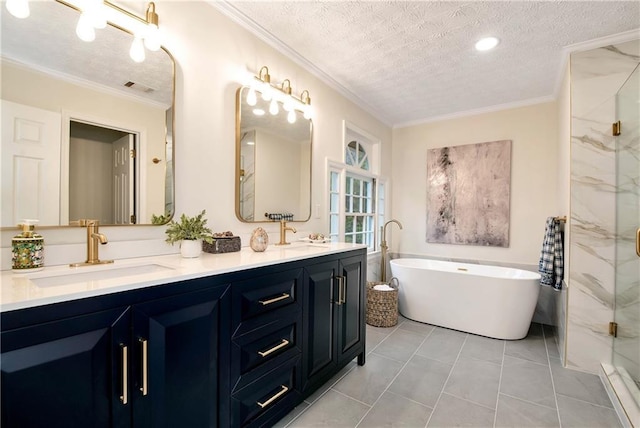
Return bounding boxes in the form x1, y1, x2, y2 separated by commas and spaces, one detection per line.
538, 217, 564, 290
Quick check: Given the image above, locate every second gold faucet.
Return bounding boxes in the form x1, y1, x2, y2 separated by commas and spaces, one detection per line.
276, 220, 297, 245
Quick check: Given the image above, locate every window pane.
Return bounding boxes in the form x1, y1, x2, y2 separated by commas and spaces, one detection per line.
330, 171, 339, 191
346, 142, 357, 166
355, 233, 363, 244
330, 214, 339, 233
353, 197, 360, 213
345, 195, 351, 212
330, 194, 339, 212
361, 157, 369, 171
345, 216, 354, 233
366, 197, 372, 213
363, 180, 371, 197
346, 177, 352, 194
379, 183, 385, 199
353, 179, 361, 196
356, 216, 364, 232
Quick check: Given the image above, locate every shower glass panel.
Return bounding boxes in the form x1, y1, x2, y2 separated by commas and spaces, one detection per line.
613, 64, 640, 403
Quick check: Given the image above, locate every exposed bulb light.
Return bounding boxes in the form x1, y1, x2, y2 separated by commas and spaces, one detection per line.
143, 2, 161, 51
76, 13, 96, 42
475, 36, 500, 51
247, 87, 257, 106
130, 36, 146, 63
261, 86, 272, 102
287, 110, 296, 124
252, 108, 265, 116
269, 98, 279, 115
246, 141, 255, 146
6, 0, 30, 19
85, 0, 106, 29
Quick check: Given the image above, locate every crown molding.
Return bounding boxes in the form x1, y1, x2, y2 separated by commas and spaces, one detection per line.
393, 95, 556, 129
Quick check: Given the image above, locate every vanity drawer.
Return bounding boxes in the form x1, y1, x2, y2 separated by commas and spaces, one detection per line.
233, 316, 300, 376
231, 355, 301, 427
233, 268, 303, 322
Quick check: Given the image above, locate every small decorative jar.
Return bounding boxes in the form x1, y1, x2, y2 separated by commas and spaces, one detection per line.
12, 220, 44, 272
250, 227, 269, 252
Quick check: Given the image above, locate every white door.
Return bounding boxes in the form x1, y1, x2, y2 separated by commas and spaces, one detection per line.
1, 100, 61, 227
113, 134, 135, 224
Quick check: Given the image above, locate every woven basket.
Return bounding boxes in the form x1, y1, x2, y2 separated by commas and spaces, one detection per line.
366, 278, 399, 327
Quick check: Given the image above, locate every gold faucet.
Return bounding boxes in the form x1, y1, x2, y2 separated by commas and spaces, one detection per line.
70, 219, 114, 267
276, 220, 297, 245
380, 219, 403, 282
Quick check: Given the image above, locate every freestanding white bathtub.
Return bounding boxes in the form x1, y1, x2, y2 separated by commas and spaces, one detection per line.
389, 258, 541, 340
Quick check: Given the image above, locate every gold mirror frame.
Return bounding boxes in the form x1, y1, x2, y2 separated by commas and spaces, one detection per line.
235, 86, 313, 223
1, 0, 175, 229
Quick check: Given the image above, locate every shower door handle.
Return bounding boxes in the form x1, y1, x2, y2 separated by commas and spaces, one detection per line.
636, 228, 640, 258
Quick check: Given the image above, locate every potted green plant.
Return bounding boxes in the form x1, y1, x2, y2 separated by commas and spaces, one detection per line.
165, 210, 214, 258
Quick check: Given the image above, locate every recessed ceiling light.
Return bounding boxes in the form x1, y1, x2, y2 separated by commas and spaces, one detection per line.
475, 37, 500, 51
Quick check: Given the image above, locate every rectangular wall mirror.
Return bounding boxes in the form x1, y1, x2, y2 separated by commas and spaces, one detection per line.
235, 86, 312, 222
1, 0, 175, 228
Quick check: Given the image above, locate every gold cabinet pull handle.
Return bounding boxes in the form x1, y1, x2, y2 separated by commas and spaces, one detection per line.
139, 338, 148, 396
120, 345, 128, 404
335, 276, 346, 305
258, 339, 290, 357
257, 385, 289, 409
636, 228, 640, 258
259, 293, 290, 306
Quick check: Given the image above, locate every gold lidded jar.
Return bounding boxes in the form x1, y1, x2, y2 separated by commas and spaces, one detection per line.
12, 219, 44, 272
249, 227, 269, 252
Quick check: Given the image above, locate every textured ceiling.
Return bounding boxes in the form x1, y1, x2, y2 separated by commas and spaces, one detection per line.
216, 0, 640, 127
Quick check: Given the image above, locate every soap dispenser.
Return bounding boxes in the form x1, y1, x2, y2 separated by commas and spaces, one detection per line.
12, 219, 44, 272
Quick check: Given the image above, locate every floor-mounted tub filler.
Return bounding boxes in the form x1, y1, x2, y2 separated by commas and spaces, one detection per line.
390, 258, 541, 340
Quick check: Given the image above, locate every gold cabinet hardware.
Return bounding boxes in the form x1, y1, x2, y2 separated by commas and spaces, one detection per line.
120, 344, 128, 404
258, 339, 290, 357
257, 385, 289, 409
152, 157, 161, 164
636, 228, 640, 258
139, 338, 148, 396
259, 293, 290, 306
609, 322, 618, 337
335, 276, 346, 305
130, 149, 136, 158
612, 121, 621, 136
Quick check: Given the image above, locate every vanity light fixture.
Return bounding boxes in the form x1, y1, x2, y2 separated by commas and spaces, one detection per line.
56, 0, 162, 62
5, 0, 30, 18
245, 65, 314, 120
475, 36, 500, 51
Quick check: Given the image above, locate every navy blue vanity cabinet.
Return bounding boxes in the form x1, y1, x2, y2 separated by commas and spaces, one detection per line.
301, 253, 366, 393
229, 268, 304, 427
1, 307, 131, 428
1, 277, 231, 428
131, 285, 231, 428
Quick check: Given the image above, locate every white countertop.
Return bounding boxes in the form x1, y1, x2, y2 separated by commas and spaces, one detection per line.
1, 242, 366, 313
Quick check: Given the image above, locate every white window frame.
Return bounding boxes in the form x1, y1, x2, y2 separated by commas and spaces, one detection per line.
327, 121, 388, 253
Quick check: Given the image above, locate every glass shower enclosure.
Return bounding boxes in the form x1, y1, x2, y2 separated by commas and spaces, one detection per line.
612, 63, 640, 423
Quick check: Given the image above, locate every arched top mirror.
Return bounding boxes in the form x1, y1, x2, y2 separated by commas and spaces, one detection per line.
235, 86, 312, 223
1, 0, 175, 228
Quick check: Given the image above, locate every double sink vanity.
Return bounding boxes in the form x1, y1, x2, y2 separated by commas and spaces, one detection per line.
1, 243, 367, 427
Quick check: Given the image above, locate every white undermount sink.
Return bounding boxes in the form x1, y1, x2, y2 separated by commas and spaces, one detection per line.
29, 263, 175, 287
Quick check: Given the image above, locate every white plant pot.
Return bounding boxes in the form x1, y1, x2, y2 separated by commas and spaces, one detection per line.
180, 239, 202, 258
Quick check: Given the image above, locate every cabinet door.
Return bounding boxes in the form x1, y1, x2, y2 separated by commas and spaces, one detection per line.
1, 307, 131, 428
337, 255, 366, 364
301, 260, 338, 391
132, 284, 230, 428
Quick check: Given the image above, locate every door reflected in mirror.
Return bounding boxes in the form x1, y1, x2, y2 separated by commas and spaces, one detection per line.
236, 86, 312, 223
0, 1, 174, 227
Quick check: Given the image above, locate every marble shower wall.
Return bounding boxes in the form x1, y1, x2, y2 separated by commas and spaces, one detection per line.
568, 40, 640, 373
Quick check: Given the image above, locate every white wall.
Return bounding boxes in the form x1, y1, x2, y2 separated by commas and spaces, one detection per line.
0, 1, 392, 268
391, 102, 559, 265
